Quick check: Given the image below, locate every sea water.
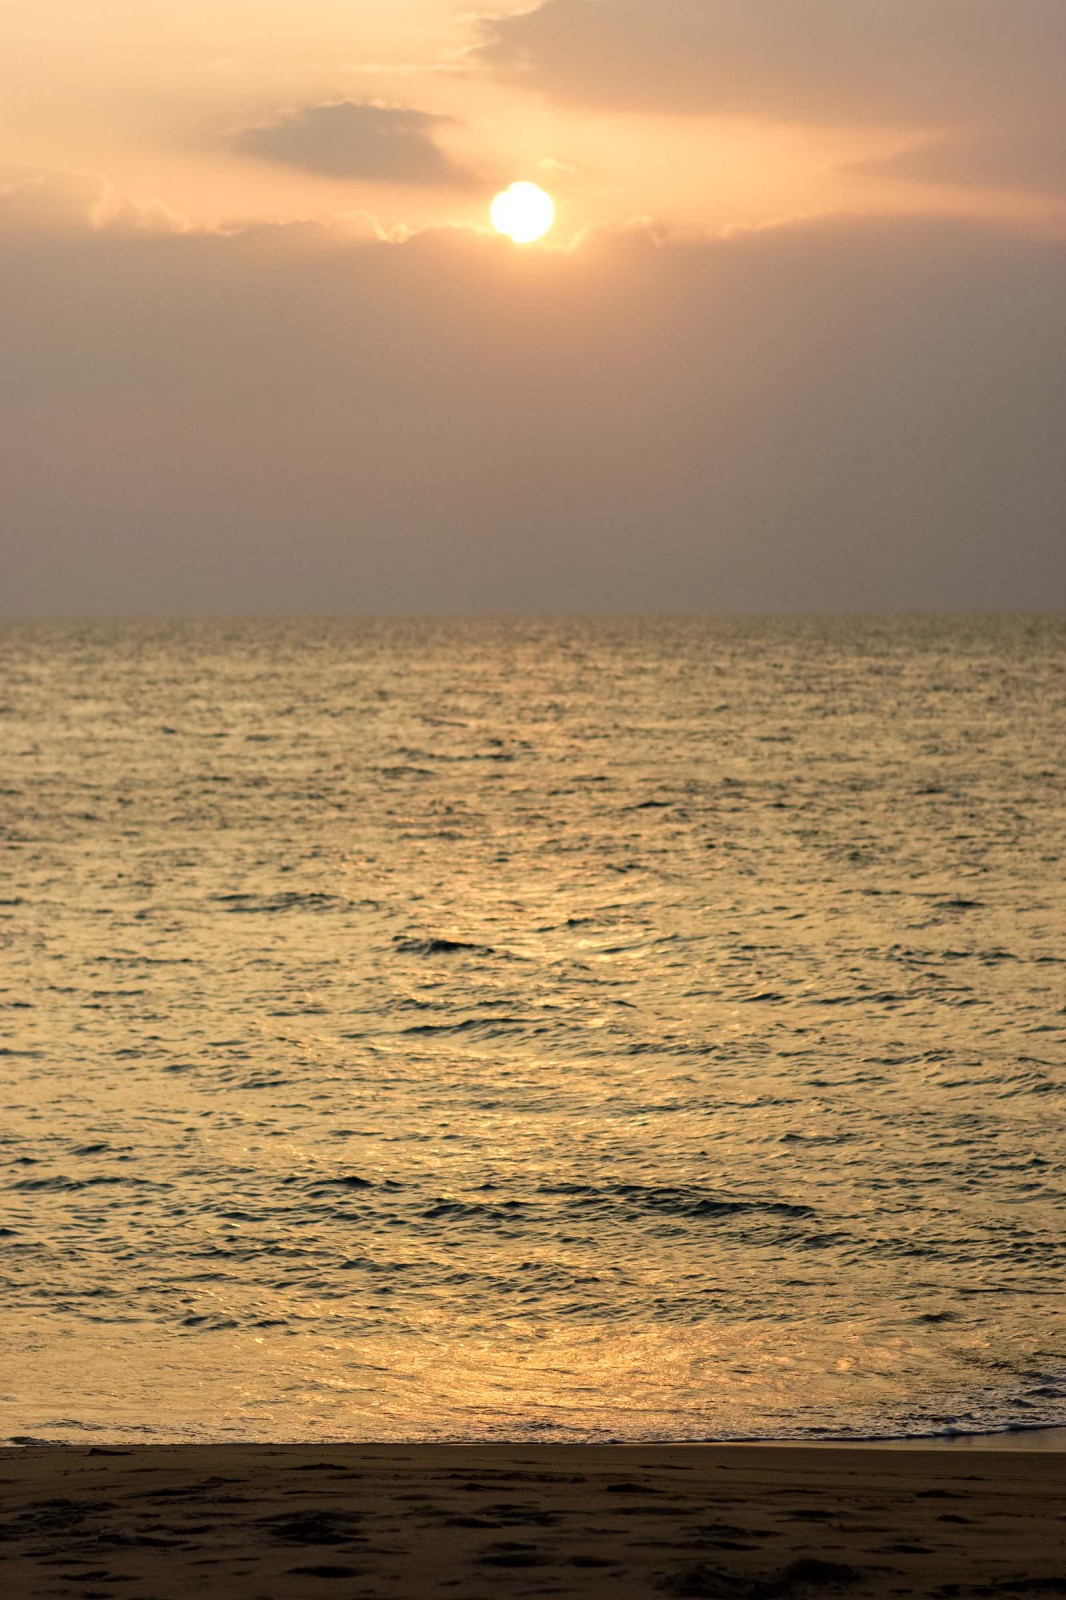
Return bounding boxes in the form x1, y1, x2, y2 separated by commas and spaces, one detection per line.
1, 616, 1063, 1443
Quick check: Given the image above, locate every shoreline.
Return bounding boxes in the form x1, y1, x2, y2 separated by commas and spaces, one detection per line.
8, 1424, 1066, 1451
2, 1440, 1064, 1598
782, 1425, 1066, 1451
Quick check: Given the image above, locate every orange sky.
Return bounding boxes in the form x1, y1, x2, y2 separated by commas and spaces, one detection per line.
3, 0, 1063, 236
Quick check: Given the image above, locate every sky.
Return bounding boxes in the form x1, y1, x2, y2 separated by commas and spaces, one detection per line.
2, 0, 1064, 614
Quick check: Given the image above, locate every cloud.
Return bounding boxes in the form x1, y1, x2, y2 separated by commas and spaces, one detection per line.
234, 101, 481, 188
472, 0, 1065, 126
852, 120, 1066, 199
1, 189, 1063, 616
0, 172, 189, 235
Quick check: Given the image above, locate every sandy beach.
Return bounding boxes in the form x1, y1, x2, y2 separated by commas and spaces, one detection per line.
1, 1441, 1063, 1598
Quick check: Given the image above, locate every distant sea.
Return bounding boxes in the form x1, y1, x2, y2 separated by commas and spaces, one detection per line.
1, 617, 1063, 1445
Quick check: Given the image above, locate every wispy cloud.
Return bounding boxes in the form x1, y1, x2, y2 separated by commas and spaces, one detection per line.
234, 101, 482, 189
851, 120, 1066, 199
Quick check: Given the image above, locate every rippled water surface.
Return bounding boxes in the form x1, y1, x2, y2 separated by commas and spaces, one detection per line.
1, 617, 1064, 1443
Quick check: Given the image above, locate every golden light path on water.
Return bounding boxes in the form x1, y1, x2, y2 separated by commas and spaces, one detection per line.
0, 618, 1064, 1444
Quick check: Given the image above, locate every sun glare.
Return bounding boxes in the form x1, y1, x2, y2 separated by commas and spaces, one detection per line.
491, 182, 555, 244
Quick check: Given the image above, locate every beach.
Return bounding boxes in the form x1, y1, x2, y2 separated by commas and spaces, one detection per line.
2, 1440, 1064, 1598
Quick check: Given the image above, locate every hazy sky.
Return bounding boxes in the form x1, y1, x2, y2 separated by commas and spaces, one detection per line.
2, 0, 1064, 614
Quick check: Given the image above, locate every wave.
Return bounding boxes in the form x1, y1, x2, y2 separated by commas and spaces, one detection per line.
536, 1182, 814, 1221
8, 1174, 167, 1193
393, 936, 496, 957
211, 892, 348, 914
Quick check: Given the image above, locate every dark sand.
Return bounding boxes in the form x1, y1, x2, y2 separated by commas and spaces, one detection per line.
1, 1443, 1064, 1598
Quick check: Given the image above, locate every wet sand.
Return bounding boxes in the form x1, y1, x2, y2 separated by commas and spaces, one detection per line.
1, 1442, 1064, 1598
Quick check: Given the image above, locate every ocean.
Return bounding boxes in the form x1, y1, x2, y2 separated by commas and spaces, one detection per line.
1, 616, 1063, 1445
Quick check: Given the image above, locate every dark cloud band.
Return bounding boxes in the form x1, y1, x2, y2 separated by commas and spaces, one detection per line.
474, 0, 1065, 128
2, 196, 1062, 616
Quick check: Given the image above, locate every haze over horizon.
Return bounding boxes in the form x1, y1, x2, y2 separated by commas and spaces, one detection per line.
2, 0, 1064, 616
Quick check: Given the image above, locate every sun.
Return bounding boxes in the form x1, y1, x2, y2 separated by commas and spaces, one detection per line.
491, 182, 555, 244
